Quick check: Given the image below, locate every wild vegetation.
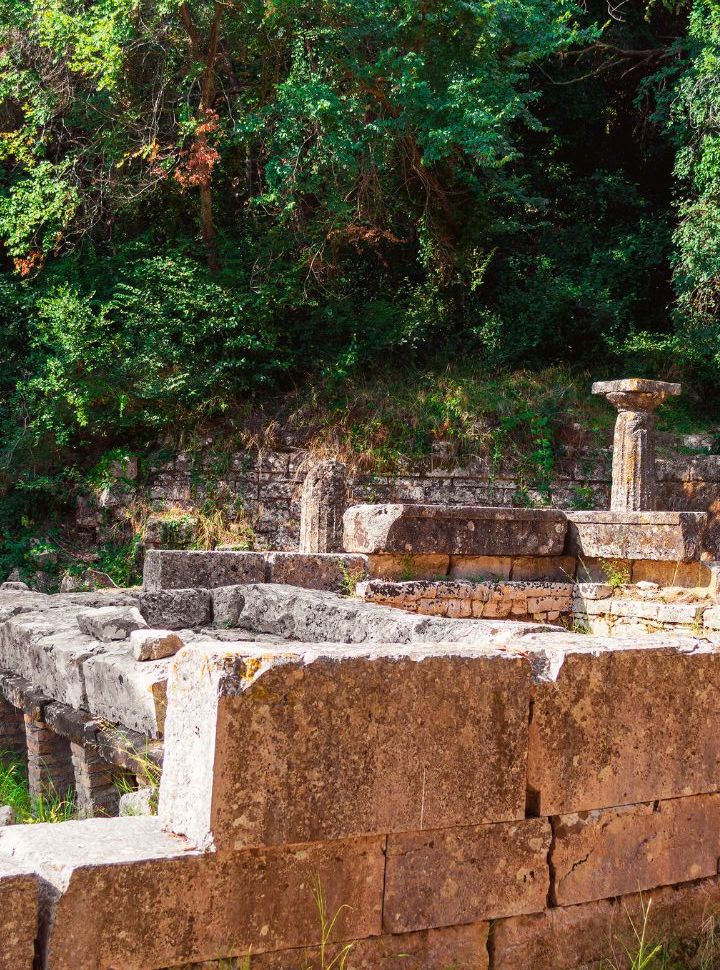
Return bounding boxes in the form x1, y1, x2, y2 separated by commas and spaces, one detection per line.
0, 0, 719, 571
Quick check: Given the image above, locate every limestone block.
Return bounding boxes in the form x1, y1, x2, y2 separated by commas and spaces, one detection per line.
0, 581, 29, 592
137, 589, 212, 629
527, 644, 720, 815
510, 556, 576, 582
0, 805, 15, 825
216, 582, 545, 645
159, 642, 532, 849
367, 553, 450, 580
567, 511, 707, 562
449, 555, 513, 580
130, 629, 184, 661
77, 606, 147, 641
704, 606, 720, 630
119, 788, 156, 816
0, 857, 38, 970
267, 552, 368, 592
574, 583, 612, 600
0, 817, 384, 970
552, 794, 720, 905
608, 598, 660, 620
82, 649, 171, 738
143, 549, 267, 591
219, 923, 489, 970
344, 504, 567, 556
0, 617, 99, 709
383, 819, 551, 933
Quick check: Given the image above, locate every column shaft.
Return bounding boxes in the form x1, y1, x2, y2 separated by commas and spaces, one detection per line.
610, 409, 656, 512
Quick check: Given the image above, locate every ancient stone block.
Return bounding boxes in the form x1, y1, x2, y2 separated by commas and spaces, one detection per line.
367, 553, 450, 580
218, 923, 489, 970
510, 556, 576, 582
299, 460, 348, 553
343, 504, 567, 557
527, 644, 720, 815
551, 794, 720, 906
143, 549, 267, 591
83, 650, 171, 738
383, 819, 551, 933
159, 642, 532, 849
130, 629, 184, 662
567, 511, 707, 562
632, 559, 711, 588
0, 818, 384, 970
119, 787, 156, 817
492, 899, 614, 970
76, 606, 148, 641
137, 589, 212, 629
449, 556, 512, 581
267, 552, 368, 592
0, 858, 38, 970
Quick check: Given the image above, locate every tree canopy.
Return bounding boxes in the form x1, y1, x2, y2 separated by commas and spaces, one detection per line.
0, 0, 718, 477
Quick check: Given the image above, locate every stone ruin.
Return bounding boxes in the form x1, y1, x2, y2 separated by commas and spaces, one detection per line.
2, 379, 720, 969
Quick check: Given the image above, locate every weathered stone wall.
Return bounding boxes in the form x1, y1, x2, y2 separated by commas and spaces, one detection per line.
3, 633, 720, 969
83, 445, 720, 554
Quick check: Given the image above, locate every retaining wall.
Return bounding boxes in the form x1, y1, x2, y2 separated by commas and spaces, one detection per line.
2, 633, 720, 969
80, 446, 720, 554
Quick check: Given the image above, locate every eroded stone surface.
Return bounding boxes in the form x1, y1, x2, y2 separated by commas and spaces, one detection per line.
383, 819, 551, 933
0, 817, 384, 970
0, 857, 37, 970
76, 606, 147, 641
551, 795, 720, 905
143, 550, 267, 591
526, 643, 720, 815
567, 511, 707, 562
268, 552, 368, 592
137, 589, 212, 629
130, 629, 184, 662
159, 641, 533, 848
299, 460, 348, 554
343, 504, 567, 557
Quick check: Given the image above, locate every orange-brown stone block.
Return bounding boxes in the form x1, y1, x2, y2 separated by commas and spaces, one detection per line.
493, 876, 720, 970
383, 819, 551, 934
551, 794, 720, 906
0, 859, 37, 970
160, 644, 532, 849
0, 818, 384, 970
527, 647, 720, 815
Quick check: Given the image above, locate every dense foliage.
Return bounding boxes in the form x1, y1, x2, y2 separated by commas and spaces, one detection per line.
0, 1, 718, 522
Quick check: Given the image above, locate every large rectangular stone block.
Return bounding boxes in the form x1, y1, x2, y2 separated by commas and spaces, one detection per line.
82, 648, 171, 738
343, 504, 567, 557
566, 511, 707, 562
383, 819, 551, 933
143, 550, 267, 591
159, 641, 533, 849
526, 643, 720, 815
182, 923, 489, 970
551, 794, 720, 905
267, 552, 368, 592
0, 818, 384, 970
0, 858, 38, 970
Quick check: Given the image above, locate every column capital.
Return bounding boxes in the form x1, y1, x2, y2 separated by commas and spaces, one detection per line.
592, 378, 681, 413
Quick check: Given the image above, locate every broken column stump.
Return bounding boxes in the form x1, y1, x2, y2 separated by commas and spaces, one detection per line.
299, 460, 348, 553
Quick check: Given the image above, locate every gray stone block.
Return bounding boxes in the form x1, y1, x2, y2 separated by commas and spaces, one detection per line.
567, 511, 707, 562
143, 550, 267, 591
77, 606, 148, 642
343, 504, 567, 557
137, 589, 212, 630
